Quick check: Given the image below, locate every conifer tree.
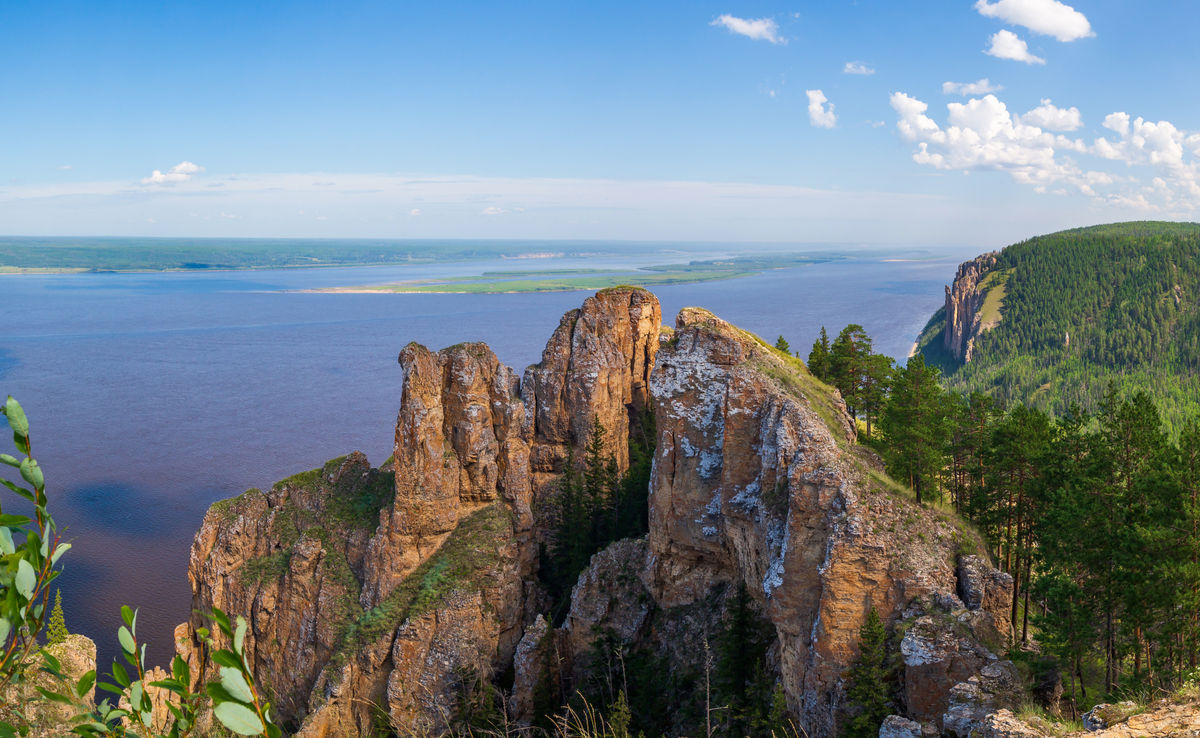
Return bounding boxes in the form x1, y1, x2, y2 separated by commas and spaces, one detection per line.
774, 335, 791, 354
46, 589, 69, 646
807, 327, 831, 383
842, 608, 890, 738
879, 355, 951, 504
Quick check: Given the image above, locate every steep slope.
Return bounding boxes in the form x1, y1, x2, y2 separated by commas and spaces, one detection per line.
183, 288, 1016, 737
919, 221, 1200, 431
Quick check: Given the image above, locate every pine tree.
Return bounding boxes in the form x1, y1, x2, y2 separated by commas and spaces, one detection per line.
829, 324, 872, 418
807, 327, 831, 383
842, 608, 890, 738
774, 336, 791, 354
46, 589, 69, 646
879, 355, 952, 504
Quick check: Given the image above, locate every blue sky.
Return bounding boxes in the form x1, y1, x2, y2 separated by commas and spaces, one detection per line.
2, 0, 1198, 245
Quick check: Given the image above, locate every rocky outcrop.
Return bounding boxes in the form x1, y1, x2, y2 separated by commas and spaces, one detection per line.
940, 660, 1024, 737
523, 287, 661, 493
878, 714, 924, 738
958, 554, 1015, 643
14, 634, 96, 737
182, 287, 662, 736
944, 252, 998, 362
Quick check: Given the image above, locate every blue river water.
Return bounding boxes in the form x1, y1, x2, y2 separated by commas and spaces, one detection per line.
0, 246, 976, 669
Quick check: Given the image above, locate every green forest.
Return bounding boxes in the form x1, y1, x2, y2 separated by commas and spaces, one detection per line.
919, 221, 1200, 434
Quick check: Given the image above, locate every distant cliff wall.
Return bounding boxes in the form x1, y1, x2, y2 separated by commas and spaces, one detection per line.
944, 252, 998, 362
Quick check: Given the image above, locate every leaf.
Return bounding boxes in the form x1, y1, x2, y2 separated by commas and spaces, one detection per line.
234, 616, 248, 654
111, 661, 130, 687
0, 618, 9, 645
129, 681, 144, 711
15, 558, 36, 600
0, 478, 34, 501
213, 702, 265, 736
19, 458, 43, 490
0, 514, 30, 527
211, 650, 241, 669
4, 397, 29, 437
51, 542, 71, 565
35, 686, 77, 705
120, 605, 134, 628
76, 670, 96, 699
0, 454, 18, 467
0, 527, 13, 555
0, 722, 16, 738
118, 625, 136, 654
219, 666, 254, 703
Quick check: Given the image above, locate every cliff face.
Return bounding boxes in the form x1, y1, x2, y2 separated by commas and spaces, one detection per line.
944, 252, 998, 362
184, 287, 1014, 737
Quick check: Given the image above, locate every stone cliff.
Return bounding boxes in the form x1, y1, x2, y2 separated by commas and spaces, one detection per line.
944, 251, 999, 363
182, 287, 1018, 737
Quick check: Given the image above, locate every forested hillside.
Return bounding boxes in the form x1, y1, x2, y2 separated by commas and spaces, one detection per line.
920, 221, 1200, 433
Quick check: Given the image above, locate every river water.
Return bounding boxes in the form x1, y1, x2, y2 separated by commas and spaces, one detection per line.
0, 245, 975, 668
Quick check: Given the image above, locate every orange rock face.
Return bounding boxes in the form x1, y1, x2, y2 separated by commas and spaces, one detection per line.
183, 288, 662, 735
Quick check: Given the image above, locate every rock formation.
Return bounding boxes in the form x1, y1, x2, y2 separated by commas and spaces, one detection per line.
944, 251, 998, 362
181, 288, 661, 736
181, 287, 1017, 737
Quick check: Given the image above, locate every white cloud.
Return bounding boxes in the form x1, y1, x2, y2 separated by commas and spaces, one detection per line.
142, 161, 204, 185
975, 0, 1093, 42
481, 206, 507, 215
57, 164, 73, 171
943, 78, 1003, 96
985, 30, 1045, 64
891, 90, 1200, 213
710, 15, 785, 45
806, 89, 837, 129
1020, 99, 1082, 131
843, 61, 875, 75
409, 208, 422, 216
869, 120, 886, 128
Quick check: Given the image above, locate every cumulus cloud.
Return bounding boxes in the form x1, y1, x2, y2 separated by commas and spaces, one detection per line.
1020, 99, 1082, 131
975, 0, 1093, 42
890, 90, 1200, 212
142, 161, 204, 185
985, 30, 1045, 64
409, 208, 422, 216
481, 206, 507, 215
806, 90, 837, 129
843, 61, 875, 75
710, 15, 785, 44
943, 78, 1003, 96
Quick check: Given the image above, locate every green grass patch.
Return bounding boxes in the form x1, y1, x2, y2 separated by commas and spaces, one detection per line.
238, 551, 292, 584
977, 268, 1011, 329
330, 503, 512, 667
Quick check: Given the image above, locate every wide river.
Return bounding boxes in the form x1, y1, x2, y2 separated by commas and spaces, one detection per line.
0, 246, 977, 667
